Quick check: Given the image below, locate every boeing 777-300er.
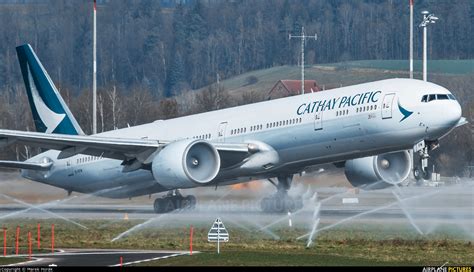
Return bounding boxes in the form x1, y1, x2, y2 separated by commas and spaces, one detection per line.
0, 44, 467, 213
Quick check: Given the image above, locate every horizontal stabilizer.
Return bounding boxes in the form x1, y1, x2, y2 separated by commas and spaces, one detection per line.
0, 160, 52, 171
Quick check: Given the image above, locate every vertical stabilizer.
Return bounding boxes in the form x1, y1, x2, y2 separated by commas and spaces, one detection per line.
16, 44, 84, 135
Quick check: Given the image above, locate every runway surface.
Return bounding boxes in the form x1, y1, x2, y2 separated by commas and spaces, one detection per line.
0, 182, 472, 228
5, 249, 189, 267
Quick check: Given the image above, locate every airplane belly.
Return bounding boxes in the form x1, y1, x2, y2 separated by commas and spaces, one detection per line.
272, 116, 425, 171
47, 160, 156, 194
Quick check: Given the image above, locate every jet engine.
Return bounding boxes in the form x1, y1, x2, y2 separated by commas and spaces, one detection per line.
151, 139, 221, 189
344, 150, 411, 189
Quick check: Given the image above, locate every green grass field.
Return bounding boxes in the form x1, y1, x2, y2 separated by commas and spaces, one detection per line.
319, 60, 474, 75
0, 257, 26, 265
0, 219, 472, 266
216, 60, 473, 100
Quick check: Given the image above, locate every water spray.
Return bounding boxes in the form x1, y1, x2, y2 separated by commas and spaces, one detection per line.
306, 201, 321, 247
111, 214, 168, 242
392, 190, 424, 235
0, 193, 87, 229
297, 188, 442, 240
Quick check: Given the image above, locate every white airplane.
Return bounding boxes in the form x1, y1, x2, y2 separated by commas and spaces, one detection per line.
0, 44, 467, 213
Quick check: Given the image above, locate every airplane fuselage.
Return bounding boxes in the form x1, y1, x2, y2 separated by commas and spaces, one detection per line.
22, 78, 462, 198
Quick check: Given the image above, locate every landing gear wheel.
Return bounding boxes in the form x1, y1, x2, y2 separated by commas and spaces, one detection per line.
153, 191, 197, 213
413, 140, 436, 183
260, 175, 303, 213
414, 167, 422, 181
260, 194, 303, 213
153, 198, 165, 213
421, 167, 432, 180
185, 195, 197, 209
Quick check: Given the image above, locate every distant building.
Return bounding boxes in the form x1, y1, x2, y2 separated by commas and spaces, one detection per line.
267, 80, 321, 100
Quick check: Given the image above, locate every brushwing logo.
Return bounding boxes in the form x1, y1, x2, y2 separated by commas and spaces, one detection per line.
27, 64, 65, 133
398, 100, 413, 122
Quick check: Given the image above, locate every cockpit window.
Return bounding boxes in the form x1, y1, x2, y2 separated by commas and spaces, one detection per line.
437, 94, 449, 100
422, 93, 456, 103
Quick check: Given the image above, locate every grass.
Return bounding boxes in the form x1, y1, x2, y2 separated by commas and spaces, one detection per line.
0, 257, 27, 265
0, 219, 472, 266
319, 60, 474, 75
216, 60, 473, 101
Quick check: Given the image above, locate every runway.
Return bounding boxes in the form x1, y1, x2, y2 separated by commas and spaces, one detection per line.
0, 182, 472, 227
5, 249, 189, 267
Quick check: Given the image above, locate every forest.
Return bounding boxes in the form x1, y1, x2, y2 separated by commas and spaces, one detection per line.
0, 0, 472, 94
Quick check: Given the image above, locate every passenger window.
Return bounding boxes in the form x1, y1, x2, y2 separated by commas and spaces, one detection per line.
428, 94, 436, 102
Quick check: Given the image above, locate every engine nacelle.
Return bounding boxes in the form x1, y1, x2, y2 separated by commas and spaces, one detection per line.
344, 150, 412, 190
151, 139, 221, 189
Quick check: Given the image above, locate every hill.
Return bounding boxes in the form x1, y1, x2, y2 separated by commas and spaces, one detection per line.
217, 60, 473, 99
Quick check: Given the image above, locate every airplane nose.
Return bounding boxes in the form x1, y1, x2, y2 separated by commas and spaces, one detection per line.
445, 101, 462, 127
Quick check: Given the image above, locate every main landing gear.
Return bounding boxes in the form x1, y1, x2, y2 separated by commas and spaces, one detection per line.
413, 140, 439, 181
153, 190, 197, 213
261, 175, 303, 213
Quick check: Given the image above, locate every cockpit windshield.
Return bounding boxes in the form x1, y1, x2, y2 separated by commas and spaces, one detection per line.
421, 94, 456, 102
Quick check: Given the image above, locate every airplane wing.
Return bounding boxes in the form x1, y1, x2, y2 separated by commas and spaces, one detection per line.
0, 129, 254, 165
0, 160, 52, 171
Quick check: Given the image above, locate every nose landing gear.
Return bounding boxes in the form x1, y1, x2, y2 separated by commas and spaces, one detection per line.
413, 140, 439, 181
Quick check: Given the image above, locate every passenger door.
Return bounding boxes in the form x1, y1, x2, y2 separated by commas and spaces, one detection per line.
381, 93, 395, 119
217, 122, 228, 142
314, 111, 323, 130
